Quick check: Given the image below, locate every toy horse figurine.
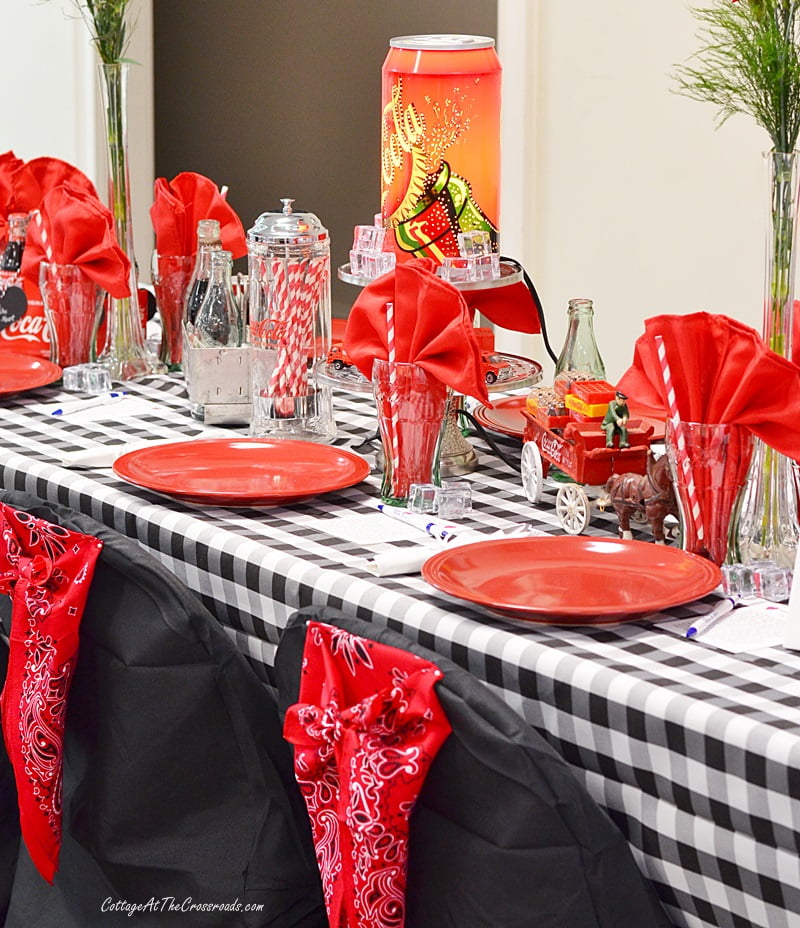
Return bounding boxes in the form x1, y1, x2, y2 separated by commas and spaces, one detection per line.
604, 453, 678, 544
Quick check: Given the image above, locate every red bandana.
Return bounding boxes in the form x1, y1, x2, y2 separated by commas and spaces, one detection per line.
0, 502, 102, 883
283, 621, 451, 928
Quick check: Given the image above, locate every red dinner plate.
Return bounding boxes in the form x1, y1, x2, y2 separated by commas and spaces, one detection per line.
0, 353, 62, 395
422, 536, 720, 624
113, 438, 371, 506
473, 395, 667, 442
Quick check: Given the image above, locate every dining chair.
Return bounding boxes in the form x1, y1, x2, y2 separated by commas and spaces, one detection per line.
275, 606, 672, 928
0, 490, 327, 928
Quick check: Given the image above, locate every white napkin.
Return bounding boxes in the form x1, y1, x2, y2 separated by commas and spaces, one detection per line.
34, 395, 163, 424
59, 443, 148, 469
365, 547, 438, 577
659, 599, 789, 652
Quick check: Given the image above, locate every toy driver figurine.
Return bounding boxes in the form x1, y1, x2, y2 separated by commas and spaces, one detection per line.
603, 390, 630, 448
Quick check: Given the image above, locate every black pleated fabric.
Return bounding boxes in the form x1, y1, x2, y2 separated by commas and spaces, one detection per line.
276, 606, 673, 928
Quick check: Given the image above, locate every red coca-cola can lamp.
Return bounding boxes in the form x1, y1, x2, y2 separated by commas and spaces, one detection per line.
380, 34, 501, 264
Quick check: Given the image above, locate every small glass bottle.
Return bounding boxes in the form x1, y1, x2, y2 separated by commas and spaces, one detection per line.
193, 249, 242, 347
554, 298, 606, 382
0, 212, 30, 285
184, 218, 222, 325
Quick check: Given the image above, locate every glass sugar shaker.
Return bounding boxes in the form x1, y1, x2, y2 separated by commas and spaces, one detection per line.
247, 198, 335, 442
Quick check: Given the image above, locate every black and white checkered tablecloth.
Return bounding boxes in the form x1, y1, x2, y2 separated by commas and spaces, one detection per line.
2, 374, 800, 928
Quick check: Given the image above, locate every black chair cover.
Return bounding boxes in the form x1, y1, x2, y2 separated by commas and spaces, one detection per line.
276, 606, 672, 928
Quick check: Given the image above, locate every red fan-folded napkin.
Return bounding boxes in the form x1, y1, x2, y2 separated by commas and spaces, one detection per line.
283, 621, 452, 928
466, 278, 542, 334
0, 502, 103, 883
20, 156, 98, 206
150, 172, 247, 258
0, 151, 34, 242
21, 183, 131, 298
0, 154, 97, 222
344, 257, 491, 404
617, 312, 800, 460
0, 151, 29, 214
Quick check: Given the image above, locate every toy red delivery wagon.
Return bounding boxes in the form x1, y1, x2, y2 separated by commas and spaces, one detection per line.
520, 379, 655, 534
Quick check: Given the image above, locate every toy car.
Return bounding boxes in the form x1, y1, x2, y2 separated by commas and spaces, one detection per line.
327, 344, 353, 370
482, 352, 513, 385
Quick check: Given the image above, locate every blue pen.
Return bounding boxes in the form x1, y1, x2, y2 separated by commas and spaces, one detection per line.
685, 597, 736, 639
51, 391, 127, 416
376, 503, 460, 542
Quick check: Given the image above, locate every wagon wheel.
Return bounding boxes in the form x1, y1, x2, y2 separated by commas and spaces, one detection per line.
520, 441, 544, 503
556, 484, 591, 535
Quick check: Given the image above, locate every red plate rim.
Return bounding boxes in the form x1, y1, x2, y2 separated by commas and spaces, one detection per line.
112, 437, 371, 506
422, 535, 720, 625
0, 353, 62, 396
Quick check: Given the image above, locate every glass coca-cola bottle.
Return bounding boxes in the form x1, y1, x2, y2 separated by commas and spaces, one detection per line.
554, 297, 606, 391
0, 212, 30, 289
184, 219, 222, 325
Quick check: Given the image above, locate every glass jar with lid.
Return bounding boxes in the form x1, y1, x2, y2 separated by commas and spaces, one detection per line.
247, 199, 336, 442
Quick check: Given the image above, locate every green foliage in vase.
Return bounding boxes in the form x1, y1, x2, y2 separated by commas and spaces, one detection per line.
675, 0, 800, 154
74, 0, 135, 65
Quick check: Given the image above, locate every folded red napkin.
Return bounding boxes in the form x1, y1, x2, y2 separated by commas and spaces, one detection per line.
150, 172, 247, 258
344, 257, 491, 404
466, 279, 542, 334
21, 183, 131, 298
283, 621, 452, 928
0, 502, 103, 883
21, 156, 98, 205
0, 153, 97, 221
617, 312, 800, 460
0, 151, 29, 214
0, 151, 34, 243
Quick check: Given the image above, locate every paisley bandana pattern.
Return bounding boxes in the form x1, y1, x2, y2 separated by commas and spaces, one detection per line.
0, 502, 102, 883
283, 621, 451, 928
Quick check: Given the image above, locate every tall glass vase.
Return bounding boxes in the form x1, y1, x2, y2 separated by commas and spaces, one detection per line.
729, 150, 800, 568
96, 63, 162, 381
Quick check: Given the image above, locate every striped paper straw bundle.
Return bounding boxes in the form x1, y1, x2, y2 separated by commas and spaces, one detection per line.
655, 335, 705, 546
268, 256, 313, 414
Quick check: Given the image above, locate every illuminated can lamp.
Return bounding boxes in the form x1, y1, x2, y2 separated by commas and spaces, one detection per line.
380, 34, 501, 264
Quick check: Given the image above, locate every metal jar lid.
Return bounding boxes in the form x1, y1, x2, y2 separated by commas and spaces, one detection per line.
247, 198, 329, 247
388, 35, 495, 50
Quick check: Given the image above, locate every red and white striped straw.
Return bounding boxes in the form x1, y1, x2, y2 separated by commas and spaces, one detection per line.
31, 209, 54, 264
655, 334, 704, 542
385, 300, 401, 484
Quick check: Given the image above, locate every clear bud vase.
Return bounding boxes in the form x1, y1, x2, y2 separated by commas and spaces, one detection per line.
96, 63, 163, 382
729, 150, 800, 568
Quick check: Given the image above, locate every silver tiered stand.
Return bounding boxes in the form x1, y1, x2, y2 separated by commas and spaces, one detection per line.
320, 259, 542, 477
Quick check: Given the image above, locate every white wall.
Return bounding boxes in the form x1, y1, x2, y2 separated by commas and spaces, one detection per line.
499, 0, 767, 382
4, 0, 154, 278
